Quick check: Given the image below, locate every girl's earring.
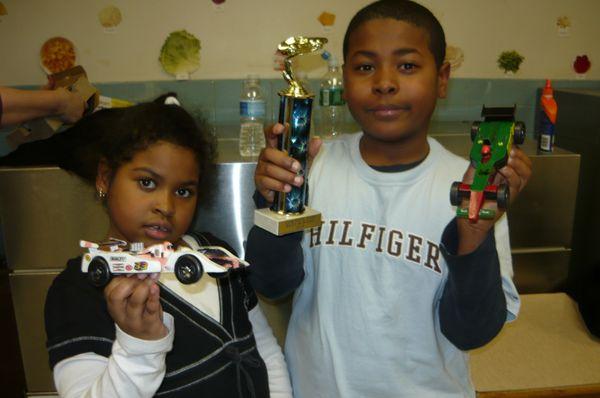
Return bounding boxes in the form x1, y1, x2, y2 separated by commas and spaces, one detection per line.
97, 189, 107, 199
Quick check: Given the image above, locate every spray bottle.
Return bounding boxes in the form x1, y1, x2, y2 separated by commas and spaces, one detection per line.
538, 79, 558, 152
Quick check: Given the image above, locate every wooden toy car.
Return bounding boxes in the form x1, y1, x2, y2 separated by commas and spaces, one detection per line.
80, 238, 248, 287
450, 106, 525, 222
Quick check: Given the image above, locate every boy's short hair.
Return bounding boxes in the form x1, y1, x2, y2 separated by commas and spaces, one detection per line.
343, 0, 446, 69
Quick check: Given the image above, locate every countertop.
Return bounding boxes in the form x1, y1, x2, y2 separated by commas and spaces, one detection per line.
215, 121, 576, 164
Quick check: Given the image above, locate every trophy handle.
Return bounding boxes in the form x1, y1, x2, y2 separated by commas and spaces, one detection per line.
282, 58, 303, 96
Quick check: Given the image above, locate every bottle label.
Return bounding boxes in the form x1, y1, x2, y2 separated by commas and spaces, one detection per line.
539, 134, 553, 151
240, 100, 266, 118
319, 87, 345, 106
538, 113, 555, 152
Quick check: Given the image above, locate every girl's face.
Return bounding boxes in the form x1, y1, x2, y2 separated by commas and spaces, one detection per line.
97, 140, 200, 247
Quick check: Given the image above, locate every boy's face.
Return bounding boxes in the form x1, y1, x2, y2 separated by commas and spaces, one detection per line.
343, 18, 449, 144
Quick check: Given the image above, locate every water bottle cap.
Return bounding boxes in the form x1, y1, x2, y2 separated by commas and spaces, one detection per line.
246, 74, 260, 82
328, 55, 340, 68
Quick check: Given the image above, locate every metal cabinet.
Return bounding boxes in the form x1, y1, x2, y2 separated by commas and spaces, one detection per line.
549, 89, 600, 287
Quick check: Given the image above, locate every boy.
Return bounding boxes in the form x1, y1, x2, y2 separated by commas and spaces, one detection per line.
247, 1, 532, 397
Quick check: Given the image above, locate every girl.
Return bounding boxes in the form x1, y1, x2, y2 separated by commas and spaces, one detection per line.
44, 95, 292, 398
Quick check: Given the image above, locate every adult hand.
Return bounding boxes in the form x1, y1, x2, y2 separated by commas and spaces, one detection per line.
104, 274, 168, 341
55, 87, 86, 124
254, 123, 322, 204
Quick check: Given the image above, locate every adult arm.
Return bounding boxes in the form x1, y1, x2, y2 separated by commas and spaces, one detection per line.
0, 86, 84, 127
52, 314, 174, 398
249, 305, 292, 398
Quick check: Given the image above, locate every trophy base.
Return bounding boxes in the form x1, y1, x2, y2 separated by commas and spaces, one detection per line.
254, 207, 322, 236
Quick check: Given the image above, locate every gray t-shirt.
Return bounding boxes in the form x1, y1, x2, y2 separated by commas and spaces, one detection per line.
284, 132, 519, 398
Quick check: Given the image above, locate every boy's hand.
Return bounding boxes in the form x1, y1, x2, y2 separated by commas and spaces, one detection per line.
457, 147, 532, 254
104, 274, 168, 341
255, 123, 322, 204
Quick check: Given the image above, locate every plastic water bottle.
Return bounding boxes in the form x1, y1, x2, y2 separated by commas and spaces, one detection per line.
538, 79, 558, 152
319, 52, 345, 138
239, 75, 266, 157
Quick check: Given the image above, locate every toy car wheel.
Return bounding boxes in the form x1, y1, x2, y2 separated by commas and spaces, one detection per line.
450, 181, 462, 206
88, 257, 111, 288
497, 184, 510, 209
513, 122, 526, 145
470, 122, 481, 142
175, 255, 203, 284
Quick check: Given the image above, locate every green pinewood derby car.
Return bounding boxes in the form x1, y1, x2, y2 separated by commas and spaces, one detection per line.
450, 106, 525, 222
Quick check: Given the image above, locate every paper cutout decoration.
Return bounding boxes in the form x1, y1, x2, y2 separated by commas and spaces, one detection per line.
318, 12, 336, 27
98, 5, 122, 28
556, 16, 571, 37
573, 55, 591, 74
40, 37, 76, 74
445, 45, 464, 71
0, 2, 7, 17
497, 50, 524, 74
159, 30, 201, 80
212, 0, 226, 12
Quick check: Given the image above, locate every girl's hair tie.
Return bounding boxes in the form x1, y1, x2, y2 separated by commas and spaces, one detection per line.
164, 95, 181, 106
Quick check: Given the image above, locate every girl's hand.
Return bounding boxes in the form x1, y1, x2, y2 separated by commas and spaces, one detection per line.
104, 274, 168, 341
255, 123, 322, 204
457, 147, 532, 254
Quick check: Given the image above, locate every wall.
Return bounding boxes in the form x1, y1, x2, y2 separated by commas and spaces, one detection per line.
1, 0, 600, 85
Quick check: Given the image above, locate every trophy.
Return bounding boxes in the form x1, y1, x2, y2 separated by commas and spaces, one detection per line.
254, 36, 327, 235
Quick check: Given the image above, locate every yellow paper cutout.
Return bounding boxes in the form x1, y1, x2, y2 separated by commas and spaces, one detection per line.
318, 12, 336, 27
99, 5, 122, 28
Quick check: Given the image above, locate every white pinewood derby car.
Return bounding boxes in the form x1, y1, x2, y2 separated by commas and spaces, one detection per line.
80, 238, 248, 287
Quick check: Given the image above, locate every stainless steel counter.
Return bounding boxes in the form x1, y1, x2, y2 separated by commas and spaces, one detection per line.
0, 123, 580, 394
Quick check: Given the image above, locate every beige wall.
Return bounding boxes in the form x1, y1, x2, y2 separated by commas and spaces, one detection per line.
1, 0, 599, 85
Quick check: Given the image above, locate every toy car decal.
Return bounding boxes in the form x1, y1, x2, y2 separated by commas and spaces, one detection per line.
134, 262, 148, 271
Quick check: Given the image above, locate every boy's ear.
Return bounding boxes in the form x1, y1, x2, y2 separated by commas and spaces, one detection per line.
437, 61, 451, 99
96, 158, 111, 195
